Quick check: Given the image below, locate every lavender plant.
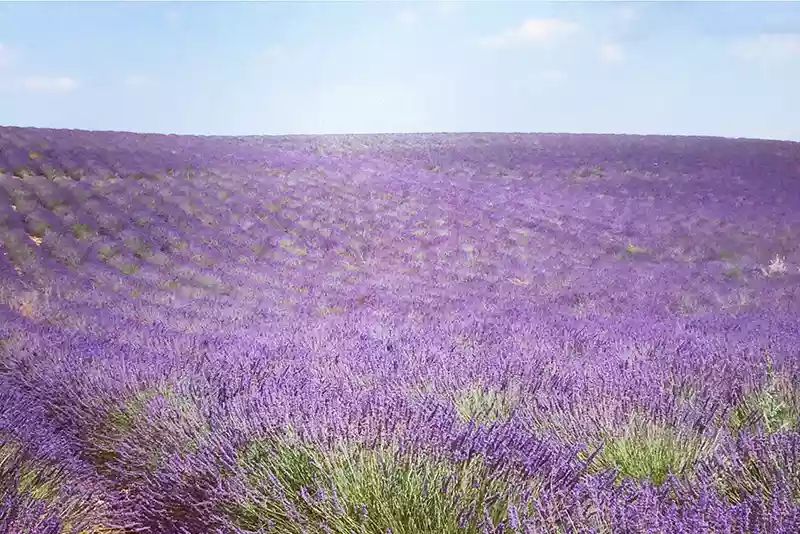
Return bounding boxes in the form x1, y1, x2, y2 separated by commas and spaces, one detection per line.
0, 126, 799, 533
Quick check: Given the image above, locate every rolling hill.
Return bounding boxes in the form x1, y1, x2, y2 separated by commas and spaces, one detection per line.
1, 125, 799, 533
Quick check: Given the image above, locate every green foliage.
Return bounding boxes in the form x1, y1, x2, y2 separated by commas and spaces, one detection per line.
97, 245, 117, 262
586, 413, 718, 486
105, 388, 161, 434
15, 464, 62, 502
728, 354, 799, 435
264, 202, 281, 213
41, 196, 68, 211
48, 242, 83, 269
71, 223, 94, 240
1, 436, 124, 534
26, 218, 51, 239
6, 239, 36, 268
132, 243, 152, 260
0, 436, 23, 472
229, 426, 535, 534
90, 385, 210, 475
161, 277, 182, 290
709, 437, 800, 506
119, 263, 139, 275
65, 168, 85, 181
279, 238, 308, 257
573, 164, 606, 180
1, 436, 60, 504
451, 380, 523, 425
625, 242, 646, 255
12, 166, 33, 179
722, 264, 743, 279
41, 164, 60, 180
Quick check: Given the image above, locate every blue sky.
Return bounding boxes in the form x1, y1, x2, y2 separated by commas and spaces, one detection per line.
1, 1, 799, 141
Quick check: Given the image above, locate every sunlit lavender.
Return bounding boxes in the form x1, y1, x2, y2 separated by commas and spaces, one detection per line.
1, 125, 799, 533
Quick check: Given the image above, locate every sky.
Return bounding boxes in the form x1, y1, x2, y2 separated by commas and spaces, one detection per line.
1, 1, 799, 141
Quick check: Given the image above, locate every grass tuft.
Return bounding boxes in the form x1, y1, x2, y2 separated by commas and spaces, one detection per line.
71, 223, 95, 240
229, 426, 533, 534
625, 242, 647, 255
87, 385, 209, 476
119, 263, 139, 275
581, 412, 719, 486
12, 166, 33, 179
728, 355, 799, 435
451, 381, 523, 426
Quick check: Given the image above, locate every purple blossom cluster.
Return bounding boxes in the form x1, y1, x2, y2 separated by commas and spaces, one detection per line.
1, 125, 799, 533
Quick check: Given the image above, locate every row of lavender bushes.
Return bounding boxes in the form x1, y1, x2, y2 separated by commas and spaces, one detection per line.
1, 126, 799, 532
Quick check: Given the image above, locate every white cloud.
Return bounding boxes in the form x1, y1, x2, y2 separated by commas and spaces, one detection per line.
478, 18, 580, 49
398, 10, 419, 27
599, 43, 624, 63
732, 34, 800, 62
21, 76, 79, 92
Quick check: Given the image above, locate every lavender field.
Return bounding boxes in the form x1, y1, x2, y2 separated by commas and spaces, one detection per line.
0, 125, 799, 533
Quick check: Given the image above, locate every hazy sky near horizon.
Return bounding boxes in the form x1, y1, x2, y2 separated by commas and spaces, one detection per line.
1, 1, 799, 141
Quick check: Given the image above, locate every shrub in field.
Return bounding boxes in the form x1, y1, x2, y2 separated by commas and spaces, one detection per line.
41, 164, 60, 181
1, 437, 61, 503
702, 431, 800, 505
11, 166, 33, 180
728, 356, 799, 435
45, 236, 86, 269
451, 380, 523, 425
4, 288, 47, 320
119, 263, 139, 275
228, 426, 538, 534
0, 389, 121, 534
97, 245, 117, 263
71, 223, 95, 240
25, 217, 51, 240
65, 168, 86, 181
2, 233, 37, 275
83, 384, 211, 480
589, 413, 720, 486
